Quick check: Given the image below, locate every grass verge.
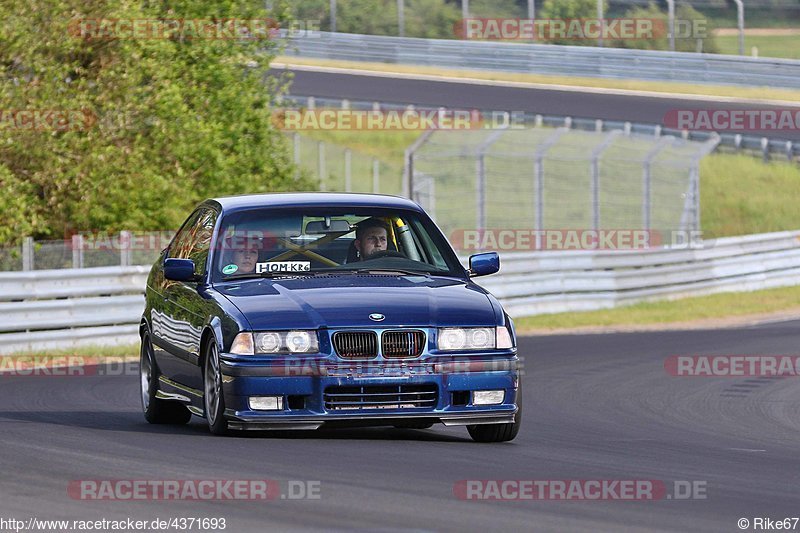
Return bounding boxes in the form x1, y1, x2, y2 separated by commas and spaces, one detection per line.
4, 344, 139, 359
514, 285, 800, 333
716, 34, 800, 60
700, 153, 800, 238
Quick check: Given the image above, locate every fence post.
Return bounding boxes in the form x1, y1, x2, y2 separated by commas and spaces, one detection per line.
329, 0, 337, 32
533, 128, 569, 231
293, 132, 300, 179
475, 128, 508, 233
590, 130, 622, 231
667, 0, 675, 51
120, 231, 132, 266
642, 136, 674, 232
22, 237, 34, 271
397, 0, 405, 37
761, 137, 769, 162
372, 158, 380, 193
344, 148, 352, 192
72, 234, 84, 269
403, 130, 434, 199
318, 141, 327, 191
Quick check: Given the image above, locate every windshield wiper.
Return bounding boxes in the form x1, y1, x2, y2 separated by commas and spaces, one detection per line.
347, 268, 431, 277
220, 271, 319, 281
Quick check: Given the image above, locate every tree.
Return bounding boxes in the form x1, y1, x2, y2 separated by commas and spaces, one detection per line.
0, 0, 309, 244
610, 2, 719, 53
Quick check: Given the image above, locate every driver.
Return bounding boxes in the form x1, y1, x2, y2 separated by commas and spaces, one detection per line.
354, 218, 389, 260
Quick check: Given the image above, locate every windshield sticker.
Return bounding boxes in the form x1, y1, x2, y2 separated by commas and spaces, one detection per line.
222, 264, 238, 275
256, 261, 311, 273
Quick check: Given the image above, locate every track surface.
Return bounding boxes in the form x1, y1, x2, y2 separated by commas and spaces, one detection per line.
279, 68, 800, 141
2, 321, 800, 532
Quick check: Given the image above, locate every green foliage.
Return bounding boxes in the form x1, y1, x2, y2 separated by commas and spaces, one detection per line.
610, 2, 719, 53
540, 0, 603, 20
538, 0, 606, 45
292, 0, 460, 38
0, 0, 310, 245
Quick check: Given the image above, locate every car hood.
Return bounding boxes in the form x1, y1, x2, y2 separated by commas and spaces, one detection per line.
215, 275, 496, 330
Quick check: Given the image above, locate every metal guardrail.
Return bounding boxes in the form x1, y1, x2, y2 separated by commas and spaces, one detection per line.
2, 231, 800, 354
479, 230, 800, 317
285, 95, 800, 163
0, 266, 148, 354
285, 32, 800, 89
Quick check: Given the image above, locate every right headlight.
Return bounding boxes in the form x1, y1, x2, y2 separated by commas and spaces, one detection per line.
437, 327, 495, 351
230, 331, 319, 355
436, 326, 514, 351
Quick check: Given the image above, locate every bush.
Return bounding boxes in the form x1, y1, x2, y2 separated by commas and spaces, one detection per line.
610, 2, 719, 53
0, 0, 310, 245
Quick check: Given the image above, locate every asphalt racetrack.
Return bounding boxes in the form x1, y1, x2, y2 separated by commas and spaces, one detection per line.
2, 321, 800, 532
278, 67, 800, 142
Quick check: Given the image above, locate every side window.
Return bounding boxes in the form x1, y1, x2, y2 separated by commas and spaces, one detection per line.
187, 209, 217, 276
167, 208, 218, 276
168, 210, 203, 260
411, 219, 448, 270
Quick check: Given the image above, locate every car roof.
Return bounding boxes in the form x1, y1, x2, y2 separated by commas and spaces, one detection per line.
207, 192, 424, 213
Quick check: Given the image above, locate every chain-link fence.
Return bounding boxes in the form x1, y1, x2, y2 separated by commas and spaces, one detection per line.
407, 125, 719, 244
0, 233, 173, 272
288, 133, 403, 196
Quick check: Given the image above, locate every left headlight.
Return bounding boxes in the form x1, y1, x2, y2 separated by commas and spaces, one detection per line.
231, 331, 319, 355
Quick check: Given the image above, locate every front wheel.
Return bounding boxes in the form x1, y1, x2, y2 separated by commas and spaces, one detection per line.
204, 338, 229, 435
467, 390, 522, 443
140, 330, 191, 425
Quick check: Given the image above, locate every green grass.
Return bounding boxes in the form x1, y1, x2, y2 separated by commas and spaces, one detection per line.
6, 344, 139, 358
716, 34, 800, 59
701, 153, 800, 238
514, 285, 800, 333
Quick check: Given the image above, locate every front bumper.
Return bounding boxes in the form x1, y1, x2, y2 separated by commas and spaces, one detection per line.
219, 354, 520, 430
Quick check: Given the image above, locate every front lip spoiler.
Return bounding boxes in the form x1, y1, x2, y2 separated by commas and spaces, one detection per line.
224, 409, 517, 431
220, 358, 518, 377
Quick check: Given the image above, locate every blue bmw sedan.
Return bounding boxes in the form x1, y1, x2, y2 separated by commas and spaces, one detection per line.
140, 193, 521, 442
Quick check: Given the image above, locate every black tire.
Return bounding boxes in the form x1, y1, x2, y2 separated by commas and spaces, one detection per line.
203, 337, 229, 436
140, 330, 192, 425
467, 389, 522, 443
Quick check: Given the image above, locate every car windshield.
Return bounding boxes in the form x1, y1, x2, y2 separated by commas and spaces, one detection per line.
212, 207, 465, 281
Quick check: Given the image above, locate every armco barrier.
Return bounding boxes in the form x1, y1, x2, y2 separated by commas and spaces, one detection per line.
1, 231, 800, 354
0, 266, 149, 355
284, 32, 800, 89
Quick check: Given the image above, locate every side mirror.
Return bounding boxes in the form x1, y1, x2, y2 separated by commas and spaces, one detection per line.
164, 258, 197, 282
468, 252, 500, 277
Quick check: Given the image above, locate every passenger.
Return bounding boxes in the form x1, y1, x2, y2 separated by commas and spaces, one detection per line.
222, 236, 260, 274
